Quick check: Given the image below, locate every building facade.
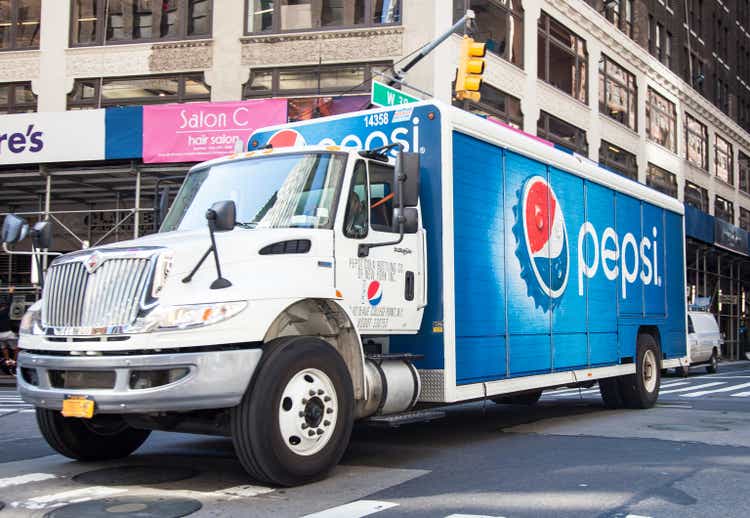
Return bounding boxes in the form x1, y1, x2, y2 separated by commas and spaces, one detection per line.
1, 0, 749, 357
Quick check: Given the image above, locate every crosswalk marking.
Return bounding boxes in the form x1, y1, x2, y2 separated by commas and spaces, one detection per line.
301, 500, 398, 518
0, 391, 33, 413
0, 473, 57, 489
731, 391, 750, 397
681, 381, 750, 398
659, 382, 725, 394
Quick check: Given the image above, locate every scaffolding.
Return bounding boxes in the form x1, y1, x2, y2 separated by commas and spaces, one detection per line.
686, 238, 750, 361
0, 160, 190, 292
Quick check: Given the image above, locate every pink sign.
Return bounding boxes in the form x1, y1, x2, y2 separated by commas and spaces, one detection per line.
142, 99, 287, 163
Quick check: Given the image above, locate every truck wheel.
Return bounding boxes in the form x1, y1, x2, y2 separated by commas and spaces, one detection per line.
36, 409, 150, 461
706, 351, 718, 374
231, 336, 354, 487
618, 333, 661, 409
598, 378, 624, 409
491, 390, 542, 405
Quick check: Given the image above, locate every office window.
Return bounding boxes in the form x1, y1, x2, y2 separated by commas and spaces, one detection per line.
599, 141, 637, 180
685, 113, 708, 170
453, 83, 523, 128
603, 0, 632, 37
244, 62, 388, 121
689, 0, 702, 36
599, 55, 637, 130
0, 0, 40, 50
714, 76, 729, 113
537, 12, 587, 103
715, 195, 734, 223
71, 0, 211, 46
685, 51, 704, 93
67, 73, 210, 109
452, 0, 523, 68
740, 151, 750, 194
741, 207, 750, 232
646, 88, 676, 152
684, 181, 708, 212
0, 81, 36, 113
654, 22, 662, 60
715, 134, 733, 184
247, 0, 401, 33
537, 111, 588, 155
646, 163, 677, 198
665, 32, 672, 68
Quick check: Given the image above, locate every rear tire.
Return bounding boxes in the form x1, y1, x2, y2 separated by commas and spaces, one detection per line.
598, 378, 625, 409
231, 336, 354, 487
706, 351, 718, 374
618, 333, 661, 409
491, 390, 542, 406
36, 409, 150, 461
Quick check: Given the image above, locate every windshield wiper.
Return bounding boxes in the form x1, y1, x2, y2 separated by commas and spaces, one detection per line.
235, 221, 258, 229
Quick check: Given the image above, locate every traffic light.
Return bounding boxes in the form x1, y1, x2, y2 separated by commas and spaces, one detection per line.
455, 35, 486, 103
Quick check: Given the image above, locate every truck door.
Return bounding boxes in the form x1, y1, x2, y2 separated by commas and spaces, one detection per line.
335, 158, 424, 335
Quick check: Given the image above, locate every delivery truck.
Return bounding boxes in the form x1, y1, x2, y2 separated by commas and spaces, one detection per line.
9, 100, 688, 486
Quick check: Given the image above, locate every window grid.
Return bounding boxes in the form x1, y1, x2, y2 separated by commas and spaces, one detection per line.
0, 81, 36, 113
715, 194, 734, 224
599, 140, 638, 181
246, 0, 402, 34
646, 163, 678, 198
452, 82, 523, 129
715, 134, 734, 185
70, 0, 212, 47
684, 181, 708, 212
0, 0, 40, 50
685, 113, 708, 170
537, 12, 588, 103
66, 73, 211, 109
537, 110, 588, 155
646, 88, 676, 152
599, 54, 637, 131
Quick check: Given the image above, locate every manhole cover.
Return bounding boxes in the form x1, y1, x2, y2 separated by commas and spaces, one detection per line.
44, 496, 201, 518
648, 423, 730, 432
73, 466, 197, 486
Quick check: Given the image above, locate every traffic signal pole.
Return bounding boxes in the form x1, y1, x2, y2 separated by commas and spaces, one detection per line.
388, 9, 476, 87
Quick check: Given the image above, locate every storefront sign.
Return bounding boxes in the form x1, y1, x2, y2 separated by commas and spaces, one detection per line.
714, 218, 749, 256
0, 110, 105, 165
142, 99, 288, 163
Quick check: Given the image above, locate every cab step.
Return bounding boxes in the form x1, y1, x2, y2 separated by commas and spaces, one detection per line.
362, 409, 446, 428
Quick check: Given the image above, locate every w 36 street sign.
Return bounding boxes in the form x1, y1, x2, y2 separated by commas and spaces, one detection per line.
371, 80, 419, 107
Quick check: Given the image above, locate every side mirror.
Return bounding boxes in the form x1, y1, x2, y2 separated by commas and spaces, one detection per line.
394, 151, 420, 208
31, 221, 53, 249
394, 207, 419, 234
1, 214, 28, 244
19, 223, 30, 242
157, 187, 170, 227
206, 200, 236, 232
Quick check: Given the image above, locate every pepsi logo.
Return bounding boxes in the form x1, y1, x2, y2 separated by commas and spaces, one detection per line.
367, 281, 383, 306
517, 176, 569, 310
265, 129, 307, 148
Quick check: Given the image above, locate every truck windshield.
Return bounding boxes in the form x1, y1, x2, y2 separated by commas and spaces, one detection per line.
161, 152, 347, 232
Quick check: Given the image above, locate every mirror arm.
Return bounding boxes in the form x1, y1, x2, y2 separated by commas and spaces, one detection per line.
181, 246, 213, 284
206, 209, 232, 290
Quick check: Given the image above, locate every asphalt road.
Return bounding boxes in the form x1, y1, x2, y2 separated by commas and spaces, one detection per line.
0, 362, 749, 517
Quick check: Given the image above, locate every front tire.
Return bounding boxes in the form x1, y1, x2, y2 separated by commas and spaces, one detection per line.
36, 409, 150, 461
231, 336, 354, 487
618, 333, 661, 409
706, 351, 719, 374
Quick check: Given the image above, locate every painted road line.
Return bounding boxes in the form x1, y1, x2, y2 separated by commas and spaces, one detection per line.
551, 379, 687, 397
730, 391, 750, 397
659, 382, 725, 394
681, 381, 750, 398
445, 515, 506, 518
11, 486, 127, 511
0, 473, 57, 489
301, 500, 398, 518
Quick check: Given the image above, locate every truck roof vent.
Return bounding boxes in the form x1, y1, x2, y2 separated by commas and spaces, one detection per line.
259, 239, 311, 255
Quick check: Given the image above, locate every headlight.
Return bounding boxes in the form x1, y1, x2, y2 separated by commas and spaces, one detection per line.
128, 301, 247, 333
19, 300, 43, 335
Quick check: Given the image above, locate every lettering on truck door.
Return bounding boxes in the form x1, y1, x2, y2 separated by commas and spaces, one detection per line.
336, 159, 422, 334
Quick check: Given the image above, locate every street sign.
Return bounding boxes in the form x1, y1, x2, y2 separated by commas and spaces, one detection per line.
371, 80, 419, 107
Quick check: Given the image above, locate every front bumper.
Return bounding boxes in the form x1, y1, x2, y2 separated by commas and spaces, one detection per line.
17, 347, 263, 414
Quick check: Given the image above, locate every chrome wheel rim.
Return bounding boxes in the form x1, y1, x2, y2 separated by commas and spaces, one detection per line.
642, 349, 658, 393
278, 368, 338, 456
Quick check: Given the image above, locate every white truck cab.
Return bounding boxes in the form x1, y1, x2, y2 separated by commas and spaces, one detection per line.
16, 144, 425, 486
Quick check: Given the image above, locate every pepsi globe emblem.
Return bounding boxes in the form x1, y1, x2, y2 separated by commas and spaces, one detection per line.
367, 281, 383, 306
515, 176, 570, 311
265, 129, 307, 148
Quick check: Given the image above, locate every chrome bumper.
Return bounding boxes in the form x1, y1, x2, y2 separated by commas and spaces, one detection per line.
17, 347, 263, 414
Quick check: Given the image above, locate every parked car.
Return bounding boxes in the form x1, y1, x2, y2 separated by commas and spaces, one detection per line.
685, 311, 723, 374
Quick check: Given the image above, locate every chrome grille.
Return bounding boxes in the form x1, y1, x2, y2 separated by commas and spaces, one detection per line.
43, 257, 153, 330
